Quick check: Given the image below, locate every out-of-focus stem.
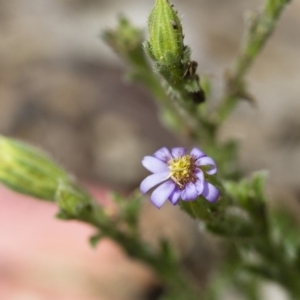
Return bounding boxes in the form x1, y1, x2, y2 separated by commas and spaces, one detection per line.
214, 0, 291, 124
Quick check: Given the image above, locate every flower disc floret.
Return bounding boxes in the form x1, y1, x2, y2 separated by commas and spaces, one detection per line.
168, 155, 197, 188
140, 147, 220, 208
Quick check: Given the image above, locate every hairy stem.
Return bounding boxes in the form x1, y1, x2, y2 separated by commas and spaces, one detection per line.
215, 0, 292, 123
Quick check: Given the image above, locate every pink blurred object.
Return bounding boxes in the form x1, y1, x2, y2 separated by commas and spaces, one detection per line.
0, 185, 157, 300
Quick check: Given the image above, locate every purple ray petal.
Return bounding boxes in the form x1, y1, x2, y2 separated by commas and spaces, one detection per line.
195, 178, 204, 195
181, 182, 198, 201
150, 181, 176, 208
153, 147, 172, 162
169, 188, 181, 205
202, 182, 220, 202
171, 147, 186, 158
142, 156, 169, 173
196, 156, 217, 175
140, 172, 170, 194
195, 169, 204, 181
190, 147, 206, 160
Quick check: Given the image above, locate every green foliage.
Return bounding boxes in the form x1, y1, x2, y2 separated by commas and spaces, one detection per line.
207, 139, 240, 179
225, 172, 267, 225
215, 0, 292, 124
55, 181, 93, 218
111, 191, 142, 231
270, 209, 300, 262
89, 232, 104, 248
103, 16, 145, 66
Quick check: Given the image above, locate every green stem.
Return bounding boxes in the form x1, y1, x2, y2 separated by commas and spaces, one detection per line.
71, 198, 200, 299
215, 0, 291, 124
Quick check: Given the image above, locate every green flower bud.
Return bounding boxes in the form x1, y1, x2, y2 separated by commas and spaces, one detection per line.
0, 136, 70, 201
103, 16, 146, 66
146, 0, 185, 85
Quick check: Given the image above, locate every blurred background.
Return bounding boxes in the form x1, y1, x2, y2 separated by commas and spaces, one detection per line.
0, 0, 300, 299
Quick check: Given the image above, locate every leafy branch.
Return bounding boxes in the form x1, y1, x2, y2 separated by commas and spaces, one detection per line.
214, 0, 292, 123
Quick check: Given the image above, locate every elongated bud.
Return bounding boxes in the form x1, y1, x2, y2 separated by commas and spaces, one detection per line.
146, 0, 185, 85
0, 136, 70, 201
147, 0, 184, 65
145, 0, 205, 104
103, 16, 146, 66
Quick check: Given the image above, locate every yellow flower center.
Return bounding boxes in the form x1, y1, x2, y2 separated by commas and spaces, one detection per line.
168, 155, 197, 188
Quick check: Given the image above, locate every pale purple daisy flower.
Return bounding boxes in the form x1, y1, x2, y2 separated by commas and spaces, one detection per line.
140, 147, 220, 208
